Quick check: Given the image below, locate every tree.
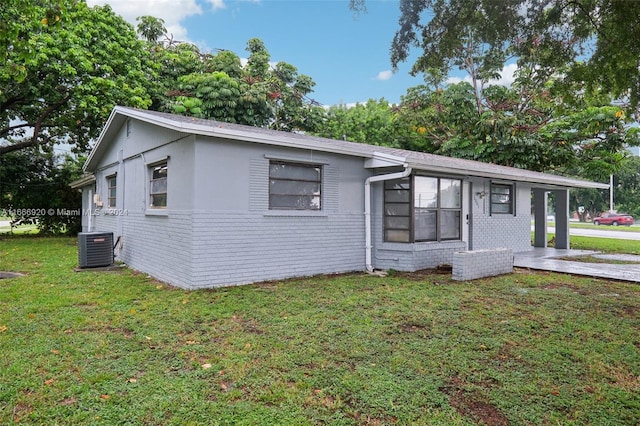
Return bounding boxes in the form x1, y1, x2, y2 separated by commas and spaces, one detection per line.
313, 99, 400, 146
0, 148, 84, 234
134, 16, 324, 132
354, 0, 640, 111
610, 156, 640, 218
0, 0, 153, 156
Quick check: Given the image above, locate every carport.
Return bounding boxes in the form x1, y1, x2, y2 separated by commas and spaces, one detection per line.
531, 182, 609, 250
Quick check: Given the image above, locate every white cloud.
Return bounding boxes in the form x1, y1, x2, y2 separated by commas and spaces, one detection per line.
446, 63, 518, 88
445, 75, 471, 85
86, 0, 203, 42
488, 63, 518, 87
206, 0, 226, 10
375, 70, 393, 81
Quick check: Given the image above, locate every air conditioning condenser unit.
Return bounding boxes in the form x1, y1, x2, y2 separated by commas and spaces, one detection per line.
78, 232, 114, 268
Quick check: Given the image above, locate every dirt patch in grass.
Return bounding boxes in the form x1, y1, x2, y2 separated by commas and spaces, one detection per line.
393, 265, 453, 280
440, 378, 510, 426
0, 271, 25, 279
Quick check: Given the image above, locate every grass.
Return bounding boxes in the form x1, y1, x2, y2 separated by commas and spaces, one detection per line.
1, 237, 639, 425
570, 235, 640, 255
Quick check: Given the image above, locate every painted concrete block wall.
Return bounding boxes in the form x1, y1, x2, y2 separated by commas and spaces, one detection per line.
87, 122, 197, 287
119, 211, 193, 288
190, 212, 364, 288
185, 139, 370, 288
88, 129, 372, 288
452, 248, 513, 281
469, 179, 532, 252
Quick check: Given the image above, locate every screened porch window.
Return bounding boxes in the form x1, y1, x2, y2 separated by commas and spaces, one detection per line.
269, 161, 321, 210
384, 176, 462, 242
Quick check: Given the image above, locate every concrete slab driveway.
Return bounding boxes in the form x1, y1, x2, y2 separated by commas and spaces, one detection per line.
514, 248, 640, 283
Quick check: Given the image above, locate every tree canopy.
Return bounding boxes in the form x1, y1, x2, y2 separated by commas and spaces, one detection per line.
351, 0, 640, 111
136, 17, 324, 132
0, 0, 153, 156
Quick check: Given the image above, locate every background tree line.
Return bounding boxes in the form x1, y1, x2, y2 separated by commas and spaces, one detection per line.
1, 0, 639, 233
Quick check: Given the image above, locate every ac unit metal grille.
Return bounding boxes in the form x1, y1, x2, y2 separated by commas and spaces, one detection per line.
78, 232, 114, 268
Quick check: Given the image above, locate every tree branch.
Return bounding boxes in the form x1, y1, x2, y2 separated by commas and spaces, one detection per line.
0, 96, 70, 156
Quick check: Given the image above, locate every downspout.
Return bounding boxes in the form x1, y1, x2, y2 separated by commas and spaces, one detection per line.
364, 164, 412, 272
87, 188, 93, 232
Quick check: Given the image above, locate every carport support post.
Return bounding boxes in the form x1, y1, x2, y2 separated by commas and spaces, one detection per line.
533, 189, 548, 248
554, 189, 570, 249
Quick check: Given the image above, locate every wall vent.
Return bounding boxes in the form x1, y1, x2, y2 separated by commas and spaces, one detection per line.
78, 232, 114, 268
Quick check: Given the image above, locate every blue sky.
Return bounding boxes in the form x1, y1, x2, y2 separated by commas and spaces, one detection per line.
88, 0, 515, 107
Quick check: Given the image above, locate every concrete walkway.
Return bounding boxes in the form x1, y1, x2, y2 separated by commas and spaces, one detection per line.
514, 248, 640, 283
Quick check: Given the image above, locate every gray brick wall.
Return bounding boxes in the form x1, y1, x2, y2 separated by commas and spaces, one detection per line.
470, 182, 532, 252
118, 211, 194, 288
189, 211, 365, 288
471, 214, 531, 252
452, 248, 513, 280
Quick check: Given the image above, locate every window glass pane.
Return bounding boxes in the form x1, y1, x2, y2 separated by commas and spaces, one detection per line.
414, 209, 436, 241
385, 216, 410, 230
269, 195, 321, 210
270, 180, 320, 196
492, 186, 510, 195
440, 179, 461, 208
441, 210, 461, 239
152, 165, 167, 180
385, 189, 410, 203
269, 161, 322, 210
385, 179, 410, 190
385, 230, 410, 243
491, 184, 513, 214
414, 177, 438, 208
385, 203, 410, 216
491, 193, 511, 204
492, 203, 511, 213
150, 194, 167, 208
150, 177, 167, 194
269, 163, 320, 181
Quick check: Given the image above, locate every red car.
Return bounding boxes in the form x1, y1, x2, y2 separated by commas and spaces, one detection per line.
592, 213, 635, 226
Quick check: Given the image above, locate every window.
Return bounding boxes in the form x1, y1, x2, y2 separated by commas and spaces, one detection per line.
107, 175, 117, 208
384, 176, 462, 243
149, 162, 167, 208
269, 161, 321, 210
384, 179, 411, 242
490, 183, 514, 214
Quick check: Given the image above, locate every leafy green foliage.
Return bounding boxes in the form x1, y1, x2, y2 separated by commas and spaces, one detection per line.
314, 99, 401, 147
612, 156, 640, 218
373, 0, 640, 110
0, 150, 83, 234
142, 28, 324, 132
0, 0, 153, 155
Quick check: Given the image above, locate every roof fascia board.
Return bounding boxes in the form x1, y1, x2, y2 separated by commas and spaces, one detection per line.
364, 152, 407, 168
405, 161, 609, 189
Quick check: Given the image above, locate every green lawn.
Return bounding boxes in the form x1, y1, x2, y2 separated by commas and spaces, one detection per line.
1, 237, 639, 425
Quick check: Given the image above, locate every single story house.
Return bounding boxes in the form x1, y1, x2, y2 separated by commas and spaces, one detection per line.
72, 106, 608, 289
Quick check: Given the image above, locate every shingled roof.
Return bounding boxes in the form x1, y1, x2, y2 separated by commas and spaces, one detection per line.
85, 106, 609, 190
